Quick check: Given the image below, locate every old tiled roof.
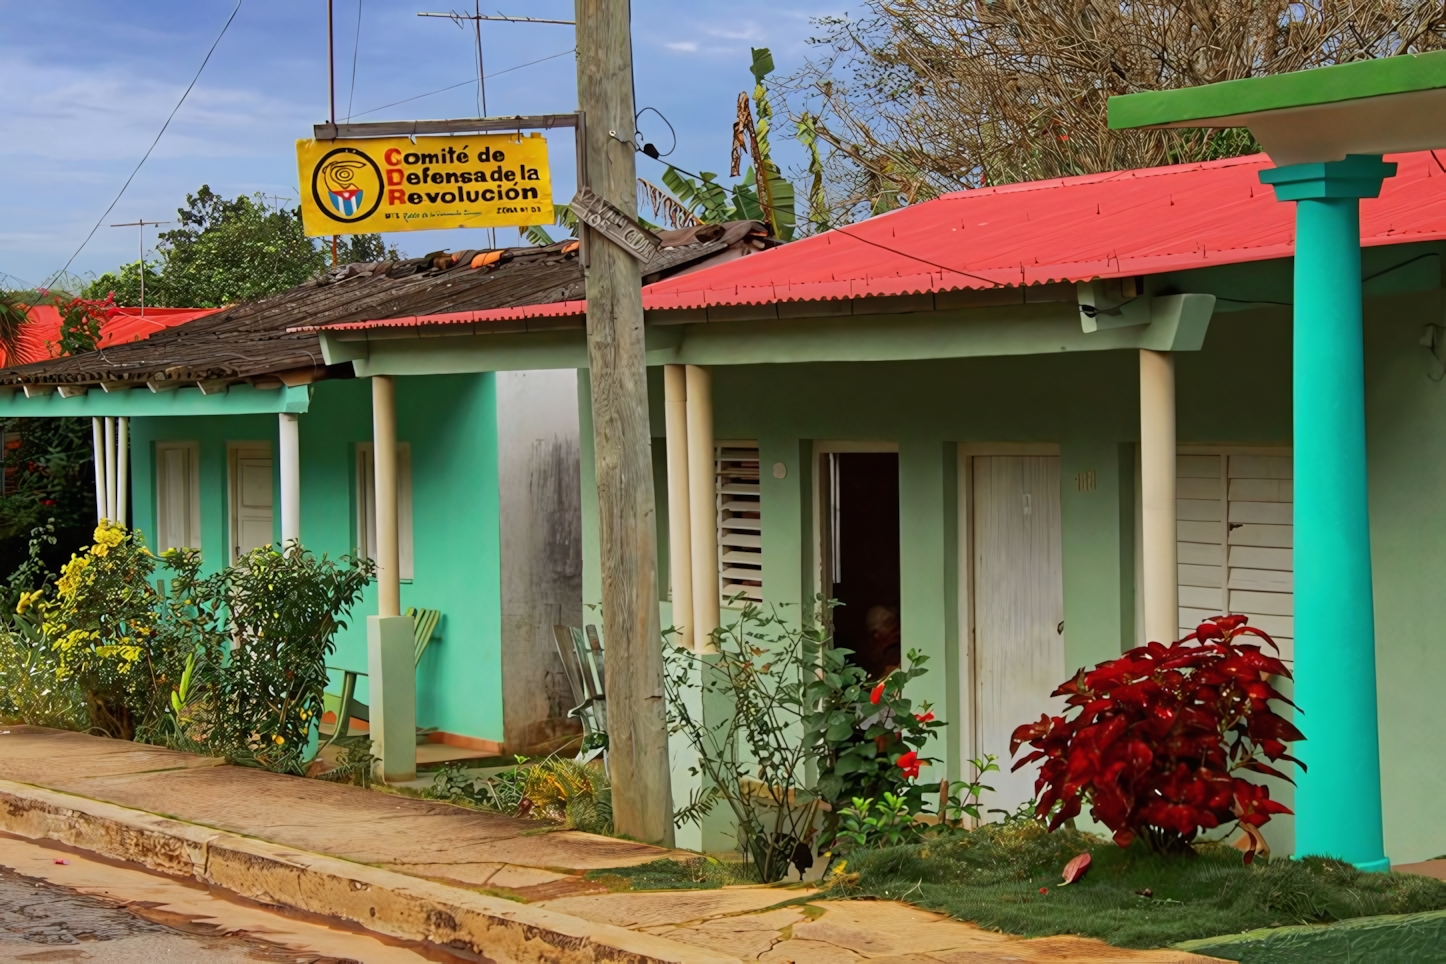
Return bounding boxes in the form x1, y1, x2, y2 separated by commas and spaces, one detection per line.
0, 222, 769, 389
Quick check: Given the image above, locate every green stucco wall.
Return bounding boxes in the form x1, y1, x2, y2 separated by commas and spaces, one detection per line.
128, 374, 504, 742
570, 254, 1446, 862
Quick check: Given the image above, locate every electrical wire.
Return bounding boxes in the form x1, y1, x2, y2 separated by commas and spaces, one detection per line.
345, 0, 363, 121
634, 151, 1005, 287
349, 48, 574, 119
47, 0, 243, 287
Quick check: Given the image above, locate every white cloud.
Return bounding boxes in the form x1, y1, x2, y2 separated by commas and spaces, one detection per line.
666, 41, 700, 52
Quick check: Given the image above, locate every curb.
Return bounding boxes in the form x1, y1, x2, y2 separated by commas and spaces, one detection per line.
0, 779, 740, 964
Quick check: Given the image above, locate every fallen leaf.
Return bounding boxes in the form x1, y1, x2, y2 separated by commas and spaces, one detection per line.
1232, 825, 1270, 865
1061, 852, 1091, 884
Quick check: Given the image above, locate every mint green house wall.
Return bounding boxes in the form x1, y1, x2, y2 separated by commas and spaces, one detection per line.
576, 250, 1446, 862
128, 374, 505, 742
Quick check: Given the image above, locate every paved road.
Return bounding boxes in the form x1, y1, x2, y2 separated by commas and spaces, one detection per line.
0, 863, 325, 962
0, 836, 452, 964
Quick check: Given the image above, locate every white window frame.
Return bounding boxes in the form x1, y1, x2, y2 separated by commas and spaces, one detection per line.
356, 441, 414, 581
154, 441, 202, 555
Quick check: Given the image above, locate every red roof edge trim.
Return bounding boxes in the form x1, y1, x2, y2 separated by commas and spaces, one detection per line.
292, 299, 588, 333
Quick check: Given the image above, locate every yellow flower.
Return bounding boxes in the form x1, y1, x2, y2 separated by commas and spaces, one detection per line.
92, 522, 125, 547
91, 543, 109, 557
15, 590, 42, 615
273, 735, 285, 745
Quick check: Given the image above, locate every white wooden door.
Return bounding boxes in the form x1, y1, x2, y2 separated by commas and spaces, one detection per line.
1177, 452, 1293, 660
231, 448, 274, 559
973, 456, 1065, 815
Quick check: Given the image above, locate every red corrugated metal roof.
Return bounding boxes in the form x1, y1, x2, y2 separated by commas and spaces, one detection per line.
312, 299, 587, 332
6, 305, 218, 368
314, 150, 1446, 333
643, 150, 1446, 309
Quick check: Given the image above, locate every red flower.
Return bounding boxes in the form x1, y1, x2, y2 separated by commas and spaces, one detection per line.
870, 682, 886, 705
1039, 886, 1049, 894
915, 711, 935, 723
897, 750, 921, 779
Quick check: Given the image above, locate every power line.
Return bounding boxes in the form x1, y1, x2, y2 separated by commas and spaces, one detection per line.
47, 0, 243, 287
348, 47, 574, 118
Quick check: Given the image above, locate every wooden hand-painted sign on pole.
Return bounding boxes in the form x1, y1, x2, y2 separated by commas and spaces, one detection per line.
295, 132, 553, 236
569, 187, 661, 262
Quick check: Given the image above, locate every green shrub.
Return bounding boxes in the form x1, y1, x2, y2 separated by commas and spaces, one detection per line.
10, 523, 371, 773
0, 624, 86, 731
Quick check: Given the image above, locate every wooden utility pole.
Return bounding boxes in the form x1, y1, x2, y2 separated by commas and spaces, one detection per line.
575, 0, 674, 846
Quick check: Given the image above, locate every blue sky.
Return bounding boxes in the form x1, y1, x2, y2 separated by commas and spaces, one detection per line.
0, 0, 850, 288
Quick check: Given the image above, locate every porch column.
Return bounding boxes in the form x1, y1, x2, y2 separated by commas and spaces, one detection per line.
663, 365, 694, 648
367, 373, 414, 783
91, 418, 105, 522
116, 417, 129, 527
1260, 155, 1395, 871
102, 417, 116, 522
685, 365, 718, 651
1139, 349, 1178, 644
278, 413, 301, 547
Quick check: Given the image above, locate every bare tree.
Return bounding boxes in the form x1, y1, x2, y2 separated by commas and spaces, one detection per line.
786, 2, 1446, 223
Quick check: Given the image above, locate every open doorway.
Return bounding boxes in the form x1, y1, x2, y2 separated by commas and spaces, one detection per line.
821, 450, 901, 680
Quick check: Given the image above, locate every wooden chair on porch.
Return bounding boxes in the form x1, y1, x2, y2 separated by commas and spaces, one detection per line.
322, 607, 442, 751
552, 623, 607, 760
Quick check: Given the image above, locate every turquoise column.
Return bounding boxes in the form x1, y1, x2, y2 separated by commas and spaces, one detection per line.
1259, 155, 1394, 872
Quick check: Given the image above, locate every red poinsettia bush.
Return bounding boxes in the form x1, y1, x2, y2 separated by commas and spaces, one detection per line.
1010, 614, 1303, 856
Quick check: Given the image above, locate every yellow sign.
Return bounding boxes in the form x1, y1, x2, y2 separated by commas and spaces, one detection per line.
295, 133, 553, 236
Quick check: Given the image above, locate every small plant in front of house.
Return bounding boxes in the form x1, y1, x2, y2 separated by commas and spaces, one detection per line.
836, 792, 923, 852
941, 753, 1001, 827
665, 599, 943, 882
1010, 614, 1301, 858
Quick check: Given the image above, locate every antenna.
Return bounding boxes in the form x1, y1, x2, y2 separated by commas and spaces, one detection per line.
108, 219, 170, 317
417, 7, 575, 249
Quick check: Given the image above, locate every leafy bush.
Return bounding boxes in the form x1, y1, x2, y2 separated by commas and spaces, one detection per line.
1010, 614, 1301, 856
12, 523, 371, 773
23, 522, 207, 738
829, 822, 1446, 949
203, 543, 372, 772
665, 601, 941, 882
0, 625, 86, 731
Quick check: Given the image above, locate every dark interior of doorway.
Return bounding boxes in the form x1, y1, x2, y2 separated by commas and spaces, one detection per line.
826, 452, 901, 681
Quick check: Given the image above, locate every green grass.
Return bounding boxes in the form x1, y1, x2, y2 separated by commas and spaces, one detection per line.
831, 822, 1446, 949
584, 857, 760, 891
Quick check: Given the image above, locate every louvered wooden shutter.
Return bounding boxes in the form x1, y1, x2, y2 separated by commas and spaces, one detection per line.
1177, 452, 1293, 660
717, 441, 763, 604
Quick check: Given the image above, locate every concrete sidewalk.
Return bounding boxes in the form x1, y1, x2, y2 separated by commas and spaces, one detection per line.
0, 726, 1220, 963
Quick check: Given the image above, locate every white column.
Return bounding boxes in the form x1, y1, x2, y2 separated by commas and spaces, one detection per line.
116, 417, 129, 527
1140, 349, 1179, 644
367, 374, 413, 783
91, 418, 105, 523
663, 365, 694, 649
371, 376, 400, 618
278, 412, 301, 548
102, 417, 116, 522
685, 365, 718, 652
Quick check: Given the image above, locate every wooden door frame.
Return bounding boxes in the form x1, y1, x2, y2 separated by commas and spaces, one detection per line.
227, 441, 273, 561
955, 443, 1060, 783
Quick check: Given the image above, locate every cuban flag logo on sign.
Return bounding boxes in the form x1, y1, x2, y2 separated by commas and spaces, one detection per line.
320, 159, 368, 217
